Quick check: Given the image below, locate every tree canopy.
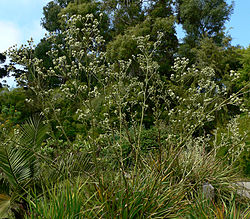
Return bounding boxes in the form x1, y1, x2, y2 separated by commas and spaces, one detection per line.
0, 53, 7, 88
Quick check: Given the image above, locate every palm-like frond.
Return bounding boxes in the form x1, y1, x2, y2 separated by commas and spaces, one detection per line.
0, 193, 11, 218
0, 174, 9, 195
0, 142, 35, 189
66, 152, 93, 175
0, 116, 51, 217
0, 116, 48, 190
20, 115, 49, 148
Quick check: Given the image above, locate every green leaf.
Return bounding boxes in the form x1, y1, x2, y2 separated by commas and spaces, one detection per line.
20, 115, 49, 148
0, 194, 11, 218
0, 143, 35, 189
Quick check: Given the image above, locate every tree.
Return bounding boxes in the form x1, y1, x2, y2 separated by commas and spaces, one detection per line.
106, 0, 178, 77
238, 46, 250, 83
192, 35, 241, 78
0, 53, 5, 63
7, 0, 236, 86
235, 46, 250, 94
42, 0, 109, 36
41, 0, 73, 32
0, 53, 7, 88
34, 0, 110, 88
175, 0, 233, 59
59, 0, 110, 40
176, 0, 233, 43
106, 15, 178, 77
102, 0, 144, 36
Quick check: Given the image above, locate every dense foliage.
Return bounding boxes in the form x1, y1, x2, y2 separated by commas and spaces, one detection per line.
0, 0, 249, 218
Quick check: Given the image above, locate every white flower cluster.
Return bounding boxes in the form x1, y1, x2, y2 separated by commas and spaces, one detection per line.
5, 12, 248, 162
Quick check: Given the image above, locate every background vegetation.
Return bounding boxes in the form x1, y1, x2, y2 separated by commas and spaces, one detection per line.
0, 0, 249, 218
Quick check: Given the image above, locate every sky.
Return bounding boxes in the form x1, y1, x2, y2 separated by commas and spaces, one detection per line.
0, 0, 51, 52
225, 0, 250, 47
0, 0, 50, 86
0, 0, 250, 87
